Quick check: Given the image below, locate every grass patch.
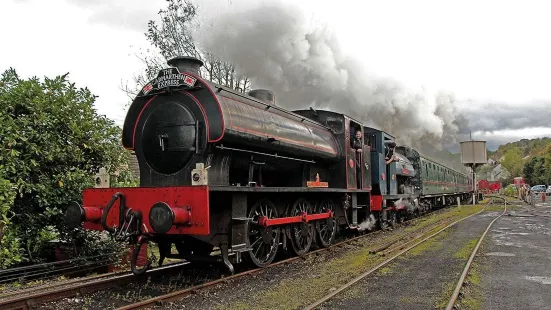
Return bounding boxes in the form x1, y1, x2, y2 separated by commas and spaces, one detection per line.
406, 229, 449, 257
455, 261, 483, 309
403, 205, 484, 234
436, 281, 457, 308
455, 239, 479, 260
482, 205, 505, 212
379, 266, 392, 275
484, 203, 520, 212
478, 198, 490, 204
146, 242, 181, 267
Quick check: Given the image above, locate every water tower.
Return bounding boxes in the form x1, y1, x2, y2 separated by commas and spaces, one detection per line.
460, 140, 487, 205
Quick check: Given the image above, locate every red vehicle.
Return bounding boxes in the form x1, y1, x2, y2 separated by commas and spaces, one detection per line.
514, 177, 525, 187
477, 180, 501, 194
478, 180, 490, 193
489, 182, 501, 193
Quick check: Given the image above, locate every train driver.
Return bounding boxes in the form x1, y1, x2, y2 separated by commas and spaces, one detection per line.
385, 142, 397, 165
352, 129, 363, 187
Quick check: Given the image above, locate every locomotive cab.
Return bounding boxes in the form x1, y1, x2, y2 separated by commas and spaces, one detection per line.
291, 109, 371, 191
365, 128, 396, 195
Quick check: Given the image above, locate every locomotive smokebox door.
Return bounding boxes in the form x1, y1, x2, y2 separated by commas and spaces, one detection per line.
142, 101, 198, 175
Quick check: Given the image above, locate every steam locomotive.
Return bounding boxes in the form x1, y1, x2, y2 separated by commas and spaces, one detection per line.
66, 56, 473, 275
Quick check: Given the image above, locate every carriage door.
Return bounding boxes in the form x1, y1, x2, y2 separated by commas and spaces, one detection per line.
362, 133, 372, 190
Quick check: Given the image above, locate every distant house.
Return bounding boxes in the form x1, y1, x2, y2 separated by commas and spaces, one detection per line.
490, 164, 509, 181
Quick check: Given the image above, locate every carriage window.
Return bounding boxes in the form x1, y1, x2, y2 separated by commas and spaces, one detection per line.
326, 117, 344, 135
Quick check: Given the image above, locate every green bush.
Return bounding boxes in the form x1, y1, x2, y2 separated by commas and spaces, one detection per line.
503, 185, 516, 197
0, 68, 133, 267
57, 228, 126, 266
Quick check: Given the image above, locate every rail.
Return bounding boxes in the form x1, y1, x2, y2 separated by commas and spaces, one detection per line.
446, 195, 508, 309
0, 262, 189, 310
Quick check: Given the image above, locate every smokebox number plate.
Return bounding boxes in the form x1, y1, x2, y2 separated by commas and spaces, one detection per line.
140, 67, 197, 95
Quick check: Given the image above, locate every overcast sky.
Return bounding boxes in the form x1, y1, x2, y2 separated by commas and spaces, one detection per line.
2, 0, 550, 150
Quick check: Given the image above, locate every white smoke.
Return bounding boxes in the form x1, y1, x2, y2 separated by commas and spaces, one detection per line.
195, 0, 468, 148
357, 214, 376, 232
394, 198, 416, 213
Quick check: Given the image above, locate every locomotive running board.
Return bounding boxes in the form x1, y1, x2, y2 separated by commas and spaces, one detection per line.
210, 186, 365, 193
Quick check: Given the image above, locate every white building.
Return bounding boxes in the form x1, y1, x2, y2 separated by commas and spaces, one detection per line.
490, 164, 509, 181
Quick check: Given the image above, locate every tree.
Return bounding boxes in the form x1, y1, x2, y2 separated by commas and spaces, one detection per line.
542, 144, 551, 184
523, 145, 551, 186
501, 147, 524, 179
0, 68, 131, 266
124, 0, 250, 98
523, 156, 544, 185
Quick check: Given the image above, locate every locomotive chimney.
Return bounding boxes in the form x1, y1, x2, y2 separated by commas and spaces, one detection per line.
167, 56, 203, 76
248, 89, 276, 106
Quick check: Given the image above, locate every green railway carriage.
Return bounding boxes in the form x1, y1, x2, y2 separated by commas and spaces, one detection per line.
419, 156, 470, 196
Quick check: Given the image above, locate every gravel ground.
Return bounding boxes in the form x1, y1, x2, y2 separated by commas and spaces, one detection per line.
459, 200, 551, 310
318, 207, 505, 310
142, 205, 484, 310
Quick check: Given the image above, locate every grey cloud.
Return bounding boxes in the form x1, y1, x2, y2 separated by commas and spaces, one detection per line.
458, 101, 551, 133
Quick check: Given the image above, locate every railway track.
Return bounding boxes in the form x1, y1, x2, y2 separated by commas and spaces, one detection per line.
1, 202, 487, 310
302, 199, 508, 310
0, 262, 189, 310
0, 256, 116, 286
100, 205, 476, 310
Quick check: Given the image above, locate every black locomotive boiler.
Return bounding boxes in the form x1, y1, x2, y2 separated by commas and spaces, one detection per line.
67, 56, 473, 274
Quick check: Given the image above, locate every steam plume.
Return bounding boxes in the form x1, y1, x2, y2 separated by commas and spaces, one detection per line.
357, 214, 376, 232
196, 1, 469, 155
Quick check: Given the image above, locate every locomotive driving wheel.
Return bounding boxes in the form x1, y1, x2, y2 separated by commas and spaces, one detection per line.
315, 199, 337, 248
288, 198, 314, 256
245, 199, 281, 267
